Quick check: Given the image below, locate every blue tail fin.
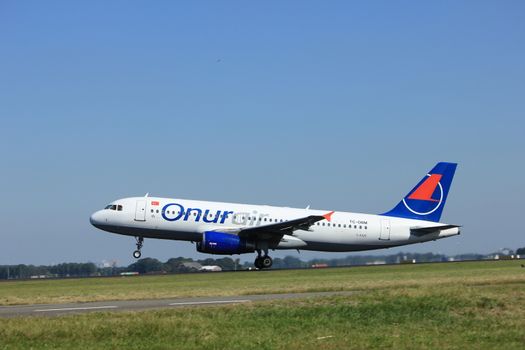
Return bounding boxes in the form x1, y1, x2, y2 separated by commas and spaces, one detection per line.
381, 162, 457, 222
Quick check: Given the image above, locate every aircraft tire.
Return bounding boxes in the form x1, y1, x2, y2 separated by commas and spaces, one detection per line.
262, 256, 273, 268
254, 257, 263, 269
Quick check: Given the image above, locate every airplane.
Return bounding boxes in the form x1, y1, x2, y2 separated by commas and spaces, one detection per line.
90, 162, 460, 269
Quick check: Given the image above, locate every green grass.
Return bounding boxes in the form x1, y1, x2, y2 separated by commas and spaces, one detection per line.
1, 261, 524, 349
0, 260, 523, 306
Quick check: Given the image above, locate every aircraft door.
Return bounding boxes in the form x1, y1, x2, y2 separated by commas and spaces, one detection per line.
380, 219, 391, 240
135, 200, 146, 221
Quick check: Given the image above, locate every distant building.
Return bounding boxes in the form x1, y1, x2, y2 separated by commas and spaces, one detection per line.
311, 263, 328, 268
182, 262, 202, 271
400, 259, 416, 264
200, 265, 222, 272
120, 272, 139, 276
365, 261, 386, 265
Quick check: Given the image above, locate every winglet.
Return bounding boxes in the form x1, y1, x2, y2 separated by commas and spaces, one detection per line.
323, 211, 335, 221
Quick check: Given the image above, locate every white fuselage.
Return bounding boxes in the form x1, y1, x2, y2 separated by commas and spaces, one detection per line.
90, 196, 460, 253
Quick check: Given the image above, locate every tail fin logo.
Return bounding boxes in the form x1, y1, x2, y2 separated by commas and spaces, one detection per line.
402, 173, 443, 216
381, 162, 456, 222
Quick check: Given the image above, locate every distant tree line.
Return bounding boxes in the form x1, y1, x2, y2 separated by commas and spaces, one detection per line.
127, 257, 241, 274
0, 263, 99, 280
0, 249, 522, 280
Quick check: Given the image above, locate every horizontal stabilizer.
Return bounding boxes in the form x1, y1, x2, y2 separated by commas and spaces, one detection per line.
410, 224, 461, 236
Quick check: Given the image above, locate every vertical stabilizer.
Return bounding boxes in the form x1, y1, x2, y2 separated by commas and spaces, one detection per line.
381, 162, 457, 222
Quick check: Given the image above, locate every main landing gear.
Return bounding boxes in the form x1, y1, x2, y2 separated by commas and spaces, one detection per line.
254, 250, 273, 269
133, 236, 143, 259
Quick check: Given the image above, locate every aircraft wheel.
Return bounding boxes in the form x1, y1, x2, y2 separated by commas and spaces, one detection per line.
261, 256, 273, 268
254, 257, 263, 269
133, 250, 142, 259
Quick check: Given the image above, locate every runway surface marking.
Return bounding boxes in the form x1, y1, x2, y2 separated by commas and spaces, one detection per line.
169, 300, 250, 306
34, 305, 118, 312
0, 291, 355, 318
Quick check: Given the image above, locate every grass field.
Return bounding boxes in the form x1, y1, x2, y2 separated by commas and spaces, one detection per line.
1, 260, 524, 349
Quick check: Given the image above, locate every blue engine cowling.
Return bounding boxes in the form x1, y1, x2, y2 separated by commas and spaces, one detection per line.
196, 231, 255, 255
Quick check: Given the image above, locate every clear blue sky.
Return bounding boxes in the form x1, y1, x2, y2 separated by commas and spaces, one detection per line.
1, 1, 524, 265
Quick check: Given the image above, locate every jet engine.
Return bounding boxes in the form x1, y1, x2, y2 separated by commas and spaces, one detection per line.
196, 231, 255, 255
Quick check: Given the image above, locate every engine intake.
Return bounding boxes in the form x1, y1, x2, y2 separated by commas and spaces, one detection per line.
196, 231, 255, 255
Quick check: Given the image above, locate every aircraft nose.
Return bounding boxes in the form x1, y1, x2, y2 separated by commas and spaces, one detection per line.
90, 210, 107, 227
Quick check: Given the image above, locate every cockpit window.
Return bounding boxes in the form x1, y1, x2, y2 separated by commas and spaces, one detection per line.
104, 204, 123, 211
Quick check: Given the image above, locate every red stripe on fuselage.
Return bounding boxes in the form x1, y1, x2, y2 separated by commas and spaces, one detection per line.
408, 174, 442, 202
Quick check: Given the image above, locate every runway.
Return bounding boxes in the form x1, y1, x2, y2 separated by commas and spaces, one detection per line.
0, 290, 355, 318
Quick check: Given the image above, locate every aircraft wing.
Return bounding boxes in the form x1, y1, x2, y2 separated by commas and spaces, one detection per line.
410, 224, 461, 236
208, 211, 333, 240
238, 214, 327, 239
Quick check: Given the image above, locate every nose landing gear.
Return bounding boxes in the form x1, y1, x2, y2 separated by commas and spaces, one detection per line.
133, 236, 144, 259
